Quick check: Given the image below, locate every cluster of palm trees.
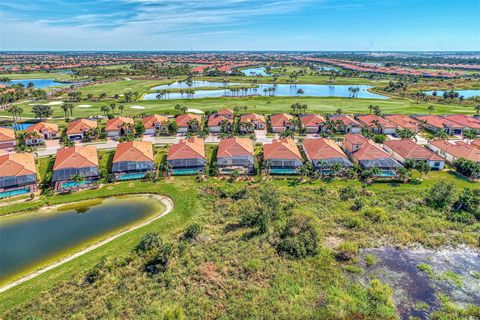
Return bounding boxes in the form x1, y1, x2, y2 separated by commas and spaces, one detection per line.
7, 105, 23, 120
262, 87, 277, 96
61, 103, 75, 117
176, 89, 195, 99
348, 87, 361, 98
99, 103, 125, 116
368, 105, 382, 115
290, 103, 308, 114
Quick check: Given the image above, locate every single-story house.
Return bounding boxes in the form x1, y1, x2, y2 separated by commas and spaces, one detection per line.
443, 114, 480, 131
217, 137, 255, 175
0, 127, 16, 149
302, 138, 352, 174
239, 113, 266, 131
112, 141, 154, 180
66, 119, 98, 140
105, 116, 135, 137
270, 113, 297, 133
343, 134, 402, 176
217, 109, 234, 119
263, 138, 303, 174
383, 139, 445, 169
414, 115, 463, 135
208, 114, 233, 133
327, 115, 362, 133
142, 114, 169, 135
0, 152, 37, 198
428, 140, 480, 163
166, 137, 206, 175
175, 114, 203, 133
356, 114, 396, 134
52, 146, 99, 191
383, 114, 420, 132
300, 114, 325, 133
472, 139, 480, 149
25, 122, 59, 145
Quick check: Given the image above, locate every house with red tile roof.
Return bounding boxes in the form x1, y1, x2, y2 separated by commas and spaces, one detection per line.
66, 119, 98, 140
472, 140, 480, 149
0, 127, 16, 150
383, 114, 420, 132
327, 115, 362, 133
300, 114, 325, 133
270, 113, 297, 133
112, 141, 154, 180
415, 115, 463, 135
25, 122, 59, 145
302, 138, 352, 174
356, 114, 396, 134
443, 114, 480, 131
428, 140, 480, 163
105, 116, 135, 137
175, 114, 203, 133
208, 114, 233, 133
239, 113, 266, 131
343, 134, 402, 176
52, 146, 99, 191
263, 138, 303, 174
383, 139, 445, 169
217, 137, 255, 174
142, 114, 169, 135
0, 152, 37, 197
167, 137, 206, 175
217, 109, 234, 119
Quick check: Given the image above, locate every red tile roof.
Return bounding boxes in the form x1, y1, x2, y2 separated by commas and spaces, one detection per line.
217, 109, 234, 117
302, 138, 349, 161
270, 113, 294, 127
217, 137, 254, 158
66, 119, 97, 135
330, 115, 360, 127
105, 116, 134, 132
53, 146, 99, 170
0, 152, 36, 177
113, 141, 154, 163
344, 133, 369, 145
383, 114, 419, 131
430, 140, 480, 162
300, 114, 325, 127
142, 114, 168, 129
384, 139, 443, 161
0, 127, 15, 142
240, 113, 265, 123
264, 138, 302, 160
167, 137, 205, 160
175, 114, 203, 127
345, 134, 392, 161
443, 115, 480, 130
208, 114, 233, 126
26, 122, 59, 134
357, 114, 395, 129
416, 115, 462, 129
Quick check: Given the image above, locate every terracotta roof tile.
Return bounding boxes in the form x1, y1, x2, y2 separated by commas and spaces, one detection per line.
66, 119, 97, 135
113, 141, 154, 163
384, 139, 443, 161
142, 114, 168, 129
26, 122, 59, 134
240, 113, 265, 123
357, 114, 395, 129
217, 137, 254, 158
264, 138, 302, 160
329, 115, 361, 127
383, 114, 419, 131
53, 146, 99, 170
105, 116, 134, 132
302, 138, 349, 161
416, 115, 462, 129
0, 127, 15, 142
0, 152, 36, 177
175, 114, 203, 127
300, 114, 325, 127
430, 140, 480, 162
208, 114, 232, 126
443, 114, 480, 130
270, 113, 294, 127
167, 137, 205, 160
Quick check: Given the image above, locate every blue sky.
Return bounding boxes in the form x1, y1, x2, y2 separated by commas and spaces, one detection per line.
0, 0, 479, 51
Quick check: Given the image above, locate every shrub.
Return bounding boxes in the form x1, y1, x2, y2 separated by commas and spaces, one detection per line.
447, 211, 477, 224
339, 185, 358, 201
276, 216, 319, 259
365, 254, 377, 267
336, 241, 358, 261
425, 182, 456, 210
351, 198, 365, 211
453, 188, 480, 220
363, 207, 388, 223
84, 257, 112, 285
453, 158, 480, 178
367, 279, 394, 307
135, 232, 162, 254
182, 223, 202, 241
343, 216, 363, 229
145, 243, 174, 275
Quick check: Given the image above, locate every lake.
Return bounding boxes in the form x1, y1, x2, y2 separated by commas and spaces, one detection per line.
241, 67, 269, 76
1, 79, 68, 88
144, 81, 387, 100
424, 90, 480, 99
0, 195, 163, 280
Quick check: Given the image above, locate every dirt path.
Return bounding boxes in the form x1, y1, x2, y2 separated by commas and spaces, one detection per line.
0, 195, 174, 293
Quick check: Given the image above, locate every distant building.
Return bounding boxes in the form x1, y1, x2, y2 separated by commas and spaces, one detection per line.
105, 116, 135, 137
300, 114, 325, 133
356, 114, 396, 134
25, 122, 59, 145
383, 139, 445, 169
112, 141, 155, 180
66, 119, 98, 140
0, 152, 37, 198
167, 137, 206, 175
328, 115, 362, 133
302, 138, 352, 174
0, 127, 16, 149
217, 137, 255, 175
142, 114, 169, 135
428, 140, 480, 163
208, 114, 233, 133
175, 114, 203, 133
414, 115, 463, 135
239, 113, 266, 131
383, 114, 420, 132
270, 113, 296, 133
263, 138, 303, 174
443, 114, 480, 131
217, 109, 234, 119
52, 146, 99, 191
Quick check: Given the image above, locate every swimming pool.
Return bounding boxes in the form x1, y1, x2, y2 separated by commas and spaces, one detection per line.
0, 187, 30, 199
270, 168, 299, 175
117, 172, 146, 180
172, 168, 203, 175
60, 179, 95, 190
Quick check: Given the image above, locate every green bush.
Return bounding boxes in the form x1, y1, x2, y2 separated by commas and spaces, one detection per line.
145, 243, 174, 275
182, 223, 202, 241
276, 216, 319, 259
339, 185, 358, 201
343, 216, 363, 229
135, 232, 162, 254
336, 241, 358, 261
425, 181, 456, 211
363, 207, 388, 223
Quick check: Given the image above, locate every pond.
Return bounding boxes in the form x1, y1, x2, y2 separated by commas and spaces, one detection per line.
356, 247, 480, 320
144, 81, 387, 100
241, 67, 269, 76
0, 195, 163, 281
315, 65, 339, 71
0, 79, 69, 88
423, 90, 480, 99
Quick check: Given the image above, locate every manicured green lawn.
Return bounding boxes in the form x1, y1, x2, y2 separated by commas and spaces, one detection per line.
2, 72, 80, 82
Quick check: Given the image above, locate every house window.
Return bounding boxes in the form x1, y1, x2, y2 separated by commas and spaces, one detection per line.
434, 162, 440, 167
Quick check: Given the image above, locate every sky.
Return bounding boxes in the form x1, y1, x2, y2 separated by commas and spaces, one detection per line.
0, 0, 479, 51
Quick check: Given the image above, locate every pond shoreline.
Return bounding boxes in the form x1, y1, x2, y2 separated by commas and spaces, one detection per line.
0, 194, 174, 293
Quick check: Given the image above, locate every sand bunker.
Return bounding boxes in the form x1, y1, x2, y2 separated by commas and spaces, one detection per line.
130, 105, 145, 109
187, 108, 204, 114
77, 104, 92, 108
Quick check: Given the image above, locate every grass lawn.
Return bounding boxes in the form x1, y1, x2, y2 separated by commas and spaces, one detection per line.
2, 72, 81, 82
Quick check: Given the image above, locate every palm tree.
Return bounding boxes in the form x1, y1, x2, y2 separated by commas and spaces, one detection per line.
297, 88, 304, 96
61, 104, 69, 117
110, 103, 116, 115
119, 104, 125, 114
368, 105, 374, 114
427, 105, 435, 115
68, 103, 75, 117
331, 162, 342, 176
474, 105, 480, 116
